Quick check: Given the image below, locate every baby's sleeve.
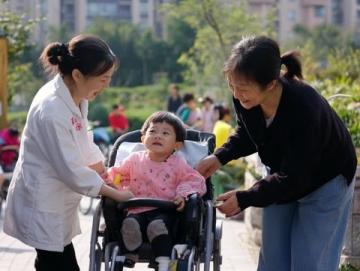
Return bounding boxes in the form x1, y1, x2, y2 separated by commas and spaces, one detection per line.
107, 155, 133, 189
175, 158, 206, 198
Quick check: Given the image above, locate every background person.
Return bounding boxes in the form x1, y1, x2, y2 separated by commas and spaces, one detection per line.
199, 96, 218, 133
212, 104, 233, 150
0, 126, 21, 172
196, 36, 357, 271
166, 83, 182, 113
176, 93, 203, 130
4, 34, 133, 271
108, 104, 129, 143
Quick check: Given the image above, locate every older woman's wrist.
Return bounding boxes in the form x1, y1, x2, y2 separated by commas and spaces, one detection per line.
235, 190, 252, 211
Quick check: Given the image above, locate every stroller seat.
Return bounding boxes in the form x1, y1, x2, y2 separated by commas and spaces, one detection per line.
89, 129, 222, 271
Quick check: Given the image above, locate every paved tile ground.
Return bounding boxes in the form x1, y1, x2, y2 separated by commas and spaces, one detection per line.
0, 200, 259, 271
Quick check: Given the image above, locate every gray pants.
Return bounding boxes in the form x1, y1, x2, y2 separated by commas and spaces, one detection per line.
121, 209, 175, 258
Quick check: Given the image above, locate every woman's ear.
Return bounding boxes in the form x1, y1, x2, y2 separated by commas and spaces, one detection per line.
266, 79, 277, 91
72, 69, 83, 83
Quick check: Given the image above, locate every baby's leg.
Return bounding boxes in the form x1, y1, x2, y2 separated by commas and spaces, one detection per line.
146, 212, 175, 271
121, 215, 143, 254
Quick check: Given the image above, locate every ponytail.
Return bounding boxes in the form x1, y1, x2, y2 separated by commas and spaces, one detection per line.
39, 42, 74, 76
39, 34, 117, 77
281, 51, 303, 80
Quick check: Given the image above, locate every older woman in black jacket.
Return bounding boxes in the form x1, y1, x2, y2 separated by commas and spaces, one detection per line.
196, 36, 357, 271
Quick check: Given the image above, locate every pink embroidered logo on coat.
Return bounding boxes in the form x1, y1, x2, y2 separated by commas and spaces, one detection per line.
71, 117, 82, 131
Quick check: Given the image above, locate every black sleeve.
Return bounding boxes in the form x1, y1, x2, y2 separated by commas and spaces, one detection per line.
214, 117, 258, 165
236, 107, 323, 210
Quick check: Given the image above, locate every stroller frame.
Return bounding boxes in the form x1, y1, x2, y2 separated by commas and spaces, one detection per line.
89, 129, 222, 271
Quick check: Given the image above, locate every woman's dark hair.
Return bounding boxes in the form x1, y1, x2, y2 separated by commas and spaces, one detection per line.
39, 34, 117, 77
224, 36, 303, 88
141, 111, 186, 142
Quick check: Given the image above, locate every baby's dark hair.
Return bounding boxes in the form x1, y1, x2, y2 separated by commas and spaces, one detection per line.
141, 111, 186, 142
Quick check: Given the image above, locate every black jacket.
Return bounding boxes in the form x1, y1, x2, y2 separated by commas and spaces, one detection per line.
214, 78, 357, 210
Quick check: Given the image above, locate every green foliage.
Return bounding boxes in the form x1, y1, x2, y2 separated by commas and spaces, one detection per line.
163, 0, 273, 99
306, 48, 360, 148
215, 159, 247, 190
0, 11, 41, 106
324, 48, 360, 83
7, 63, 42, 108
86, 19, 190, 86
0, 12, 37, 58
291, 24, 351, 63
88, 103, 109, 127
8, 111, 27, 129
339, 264, 360, 271
310, 78, 360, 148
289, 27, 360, 148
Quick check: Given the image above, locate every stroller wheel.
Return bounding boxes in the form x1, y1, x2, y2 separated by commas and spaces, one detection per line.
113, 261, 123, 271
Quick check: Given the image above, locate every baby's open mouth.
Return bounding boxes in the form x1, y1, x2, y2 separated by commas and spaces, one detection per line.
153, 142, 162, 146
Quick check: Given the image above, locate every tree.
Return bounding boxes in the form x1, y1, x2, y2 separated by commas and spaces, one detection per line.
163, 18, 196, 82
291, 24, 355, 65
0, 11, 41, 107
87, 19, 187, 86
162, 0, 275, 99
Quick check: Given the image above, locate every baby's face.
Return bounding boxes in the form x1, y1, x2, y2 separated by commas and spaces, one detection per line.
142, 122, 180, 160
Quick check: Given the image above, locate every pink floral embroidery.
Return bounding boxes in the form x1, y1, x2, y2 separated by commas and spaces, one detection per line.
71, 117, 82, 131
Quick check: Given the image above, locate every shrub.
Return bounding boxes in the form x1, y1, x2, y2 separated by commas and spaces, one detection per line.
339, 264, 360, 271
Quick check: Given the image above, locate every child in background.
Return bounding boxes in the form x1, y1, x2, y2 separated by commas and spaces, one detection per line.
176, 93, 203, 130
199, 96, 218, 133
106, 111, 206, 271
213, 104, 234, 150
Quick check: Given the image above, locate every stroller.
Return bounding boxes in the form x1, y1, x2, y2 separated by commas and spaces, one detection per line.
89, 129, 223, 271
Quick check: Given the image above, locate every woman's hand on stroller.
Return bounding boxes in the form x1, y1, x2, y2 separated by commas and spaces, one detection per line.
173, 196, 185, 211
216, 190, 241, 217
196, 154, 221, 179
99, 183, 134, 202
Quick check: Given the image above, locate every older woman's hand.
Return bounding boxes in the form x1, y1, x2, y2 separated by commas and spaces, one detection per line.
216, 190, 241, 217
196, 155, 222, 179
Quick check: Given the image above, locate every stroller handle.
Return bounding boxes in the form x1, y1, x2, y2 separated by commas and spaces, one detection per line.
117, 197, 177, 210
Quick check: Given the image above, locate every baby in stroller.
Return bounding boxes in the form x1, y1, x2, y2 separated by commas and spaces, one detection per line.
105, 111, 206, 271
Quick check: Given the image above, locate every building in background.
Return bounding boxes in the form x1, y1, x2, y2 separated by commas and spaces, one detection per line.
0, 0, 172, 43
1, 0, 359, 43
247, 0, 360, 42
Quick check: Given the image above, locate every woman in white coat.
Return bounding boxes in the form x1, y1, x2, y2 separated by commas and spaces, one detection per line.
4, 34, 133, 271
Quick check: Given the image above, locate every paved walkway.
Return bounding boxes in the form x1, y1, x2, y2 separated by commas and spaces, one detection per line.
0, 200, 259, 271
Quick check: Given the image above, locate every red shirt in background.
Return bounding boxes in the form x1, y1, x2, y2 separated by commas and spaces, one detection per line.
108, 113, 129, 132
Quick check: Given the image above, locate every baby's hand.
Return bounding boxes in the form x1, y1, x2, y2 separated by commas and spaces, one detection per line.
173, 196, 185, 212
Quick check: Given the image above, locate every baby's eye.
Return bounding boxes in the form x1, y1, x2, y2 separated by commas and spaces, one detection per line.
148, 129, 156, 134
163, 131, 170, 135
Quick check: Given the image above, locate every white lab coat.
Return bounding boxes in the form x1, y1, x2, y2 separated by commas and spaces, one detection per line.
4, 74, 104, 252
